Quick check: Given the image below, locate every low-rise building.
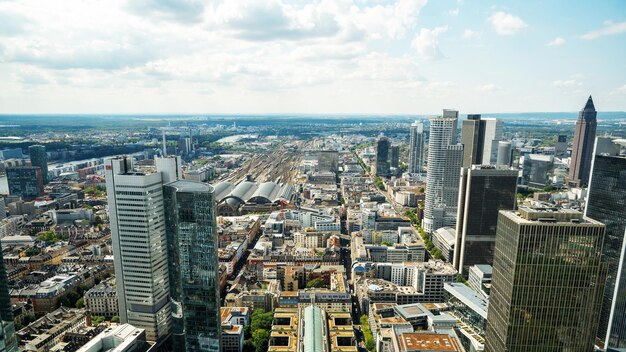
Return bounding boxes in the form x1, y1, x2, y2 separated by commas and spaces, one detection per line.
393, 332, 463, 352
75, 324, 154, 352
432, 227, 456, 263
220, 307, 250, 352
16, 307, 93, 352
84, 278, 118, 319
467, 265, 492, 297
444, 282, 488, 352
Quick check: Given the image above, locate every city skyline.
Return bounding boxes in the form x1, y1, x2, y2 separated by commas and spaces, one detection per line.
0, 0, 625, 114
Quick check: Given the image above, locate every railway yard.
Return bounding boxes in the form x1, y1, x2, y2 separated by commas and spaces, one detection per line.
218, 142, 305, 185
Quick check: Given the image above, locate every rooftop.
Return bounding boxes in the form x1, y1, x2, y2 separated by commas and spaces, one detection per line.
398, 332, 461, 352
165, 179, 214, 193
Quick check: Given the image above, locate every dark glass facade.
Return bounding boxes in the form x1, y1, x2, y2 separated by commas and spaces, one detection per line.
28, 145, 48, 184
0, 245, 18, 352
485, 209, 607, 352
454, 167, 518, 274
6, 167, 43, 199
375, 137, 390, 177
164, 181, 220, 352
461, 114, 485, 167
586, 153, 626, 348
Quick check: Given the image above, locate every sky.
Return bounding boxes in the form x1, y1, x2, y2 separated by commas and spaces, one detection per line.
0, 0, 625, 115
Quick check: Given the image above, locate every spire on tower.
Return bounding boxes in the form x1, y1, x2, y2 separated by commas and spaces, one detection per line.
583, 95, 595, 112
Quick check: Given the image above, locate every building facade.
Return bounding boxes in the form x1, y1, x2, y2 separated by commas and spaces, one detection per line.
164, 180, 220, 352
461, 115, 503, 167
453, 166, 518, 274
585, 137, 626, 349
0, 244, 18, 352
423, 110, 462, 233
6, 167, 43, 199
28, 145, 48, 184
568, 95, 597, 186
485, 206, 607, 352
375, 137, 391, 178
408, 121, 425, 174
105, 157, 172, 343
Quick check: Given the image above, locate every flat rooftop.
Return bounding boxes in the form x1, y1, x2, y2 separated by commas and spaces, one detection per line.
398, 332, 461, 351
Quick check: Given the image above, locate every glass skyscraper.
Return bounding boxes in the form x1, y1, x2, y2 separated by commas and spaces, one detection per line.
0, 244, 18, 352
453, 166, 518, 274
164, 181, 220, 352
408, 121, 425, 174
485, 205, 607, 352
375, 137, 390, 177
585, 137, 626, 349
28, 144, 48, 185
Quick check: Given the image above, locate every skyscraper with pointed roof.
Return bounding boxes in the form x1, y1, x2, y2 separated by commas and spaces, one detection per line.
568, 95, 597, 186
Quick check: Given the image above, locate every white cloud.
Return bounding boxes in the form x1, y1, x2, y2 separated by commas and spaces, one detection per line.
553, 79, 583, 87
610, 84, 626, 95
546, 37, 565, 46
475, 83, 499, 92
448, 8, 459, 16
488, 11, 527, 36
580, 21, 626, 40
411, 26, 448, 61
462, 29, 477, 39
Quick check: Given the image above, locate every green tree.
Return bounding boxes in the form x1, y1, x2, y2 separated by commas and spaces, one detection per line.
250, 309, 273, 332
91, 316, 105, 326
111, 316, 120, 323
76, 297, 85, 309
252, 329, 270, 352
360, 315, 375, 352
37, 230, 61, 243
306, 278, 327, 289
24, 247, 41, 256
374, 177, 385, 190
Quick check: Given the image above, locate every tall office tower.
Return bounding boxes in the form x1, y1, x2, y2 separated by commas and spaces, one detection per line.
453, 166, 518, 274
0, 199, 6, 222
28, 144, 48, 184
318, 150, 338, 173
586, 137, 626, 349
390, 145, 400, 169
568, 95, 597, 186
461, 114, 484, 167
164, 181, 220, 352
485, 205, 607, 352
496, 141, 512, 166
461, 114, 503, 167
155, 155, 182, 184
105, 156, 172, 343
6, 166, 43, 199
408, 121, 425, 174
375, 137, 391, 177
423, 110, 462, 233
555, 135, 567, 157
0, 245, 18, 352
482, 118, 503, 164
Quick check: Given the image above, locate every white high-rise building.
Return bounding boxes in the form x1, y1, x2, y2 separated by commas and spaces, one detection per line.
423, 110, 462, 233
481, 118, 503, 165
408, 121, 425, 174
154, 155, 182, 184
105, 156, 176, 343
